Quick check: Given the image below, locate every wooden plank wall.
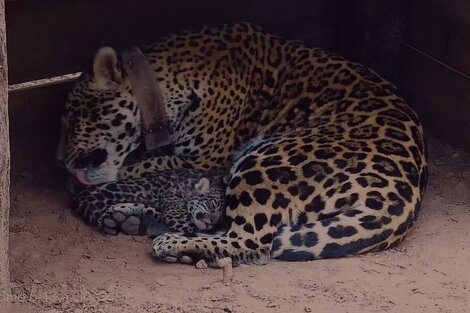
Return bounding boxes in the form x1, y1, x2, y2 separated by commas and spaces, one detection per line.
7, 0, 336, 84
400, 0, 470, 152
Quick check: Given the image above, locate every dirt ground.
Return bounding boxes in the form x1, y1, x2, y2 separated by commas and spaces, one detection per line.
8, 133, 470, 313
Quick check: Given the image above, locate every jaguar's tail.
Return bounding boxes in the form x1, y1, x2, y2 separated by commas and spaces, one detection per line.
270, 208, 415, 261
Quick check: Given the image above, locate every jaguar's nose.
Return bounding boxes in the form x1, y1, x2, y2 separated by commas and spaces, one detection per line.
73, 149, 108, 169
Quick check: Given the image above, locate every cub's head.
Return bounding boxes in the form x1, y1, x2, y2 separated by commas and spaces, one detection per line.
189, 173, 228, 231
57, 47, 142, 185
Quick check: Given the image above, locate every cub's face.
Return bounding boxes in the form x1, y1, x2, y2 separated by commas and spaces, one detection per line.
57, 47, 142, 185
188, 175, 228, 231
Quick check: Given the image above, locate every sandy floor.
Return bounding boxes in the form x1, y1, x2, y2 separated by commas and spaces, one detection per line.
8, 133, 470, 313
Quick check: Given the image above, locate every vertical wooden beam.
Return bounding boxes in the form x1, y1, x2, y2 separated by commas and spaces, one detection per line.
0, 0, 10, 311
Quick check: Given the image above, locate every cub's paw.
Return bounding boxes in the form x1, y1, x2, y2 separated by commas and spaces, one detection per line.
100, 203, 161, 236
101, 211, 144, 235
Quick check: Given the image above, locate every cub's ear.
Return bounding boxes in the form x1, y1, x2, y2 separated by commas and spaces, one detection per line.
194, 177, 210, 194
222, 174, 230, 185
93, 47, 122, 90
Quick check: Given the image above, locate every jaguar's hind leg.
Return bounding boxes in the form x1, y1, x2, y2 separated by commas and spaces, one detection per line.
152, 232, 272, 266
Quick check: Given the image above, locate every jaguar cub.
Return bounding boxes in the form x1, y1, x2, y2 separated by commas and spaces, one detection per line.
58, 23, 428, 266
72, 169, 227, 236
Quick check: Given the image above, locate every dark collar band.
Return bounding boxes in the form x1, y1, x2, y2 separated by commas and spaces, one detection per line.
122, 47, 172, 150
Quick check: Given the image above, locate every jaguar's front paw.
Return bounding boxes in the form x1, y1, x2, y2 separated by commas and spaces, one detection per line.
152, 234, 201, 264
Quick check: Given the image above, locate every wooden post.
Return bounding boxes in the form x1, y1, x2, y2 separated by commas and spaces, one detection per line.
0, 0, 10, 311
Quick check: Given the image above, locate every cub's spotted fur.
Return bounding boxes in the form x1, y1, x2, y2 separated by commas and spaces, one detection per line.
58, 23, 428, 265
72, 169, 227, 236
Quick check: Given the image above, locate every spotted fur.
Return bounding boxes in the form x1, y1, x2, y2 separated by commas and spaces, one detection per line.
58, 23, 428, 265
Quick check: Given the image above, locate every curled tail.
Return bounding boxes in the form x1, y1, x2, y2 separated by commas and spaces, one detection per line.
270, 209, 415, 261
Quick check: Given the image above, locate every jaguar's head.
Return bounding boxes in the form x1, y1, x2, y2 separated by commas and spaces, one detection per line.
56, 47, 143, 185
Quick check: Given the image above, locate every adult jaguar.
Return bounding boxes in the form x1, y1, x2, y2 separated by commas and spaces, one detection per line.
72, 169, 228, 236
57, 23, 428, 266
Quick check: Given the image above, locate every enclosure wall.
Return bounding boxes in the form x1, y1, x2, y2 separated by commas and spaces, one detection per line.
400, 0, 470, 151
0, 0, 11, 311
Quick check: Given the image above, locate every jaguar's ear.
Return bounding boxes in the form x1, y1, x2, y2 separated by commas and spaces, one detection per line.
93, 47, 122, 90
194, 177, 210, 194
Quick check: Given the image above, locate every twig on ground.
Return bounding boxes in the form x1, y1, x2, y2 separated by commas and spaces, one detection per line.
216, 257, 234, 284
